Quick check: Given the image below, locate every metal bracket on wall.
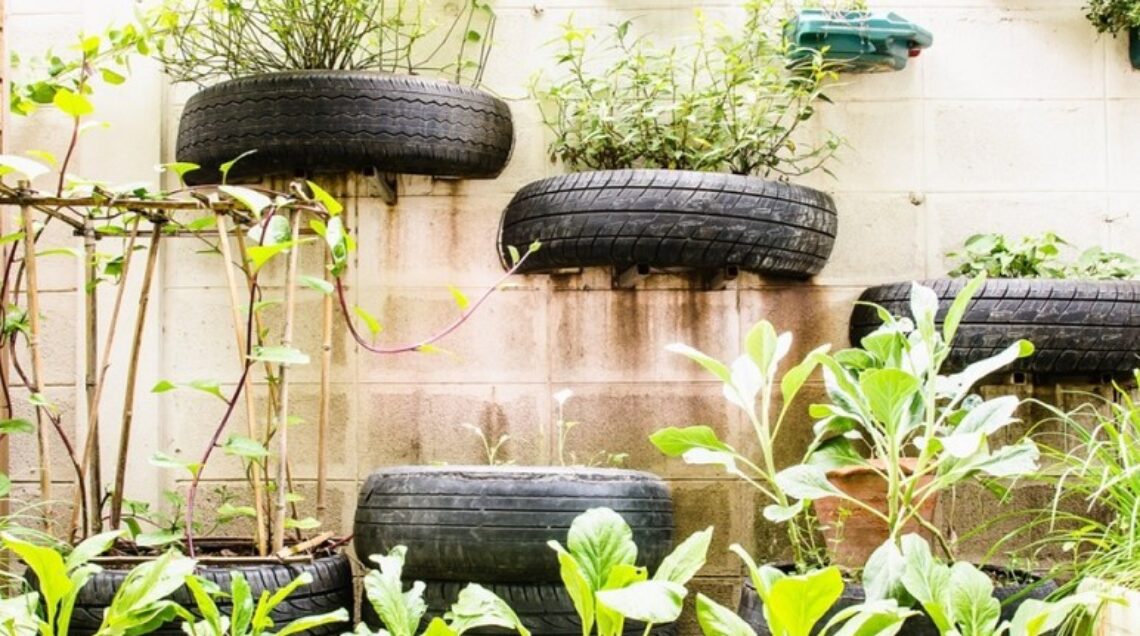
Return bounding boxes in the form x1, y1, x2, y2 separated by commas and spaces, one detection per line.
614, 264, 651, 289
364, 168, 398, 205
704, 266, 739, 291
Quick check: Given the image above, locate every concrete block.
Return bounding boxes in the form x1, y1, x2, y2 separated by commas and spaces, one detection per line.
356, 383, 547, 469
1108, 100, 1140, 191
550, 289, 739, 383
1106, 194, 1140, 257
670, 479, 758, 576
925, 101, 1105, 192
923, 8, 1104, 100
737, 285, 862, 356
8, 386, 78, 485
355, 286, 547, 384
816, 193, 925, 285
804, 100, 923, 192
544, 382, 747, 479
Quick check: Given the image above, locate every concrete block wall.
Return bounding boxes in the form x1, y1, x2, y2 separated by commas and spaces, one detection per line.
4, 0, 1140, 622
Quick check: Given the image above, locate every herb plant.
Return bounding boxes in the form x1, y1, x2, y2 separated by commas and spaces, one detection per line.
181, 571, 349, 636
776, 276, 1040, 557
356, 546, 530, 636
1084, 0, 1140, 34
535, 0, 841, 177
548, 508, 712, 636
946, 233, 1140, 280
651, 321, 829, 569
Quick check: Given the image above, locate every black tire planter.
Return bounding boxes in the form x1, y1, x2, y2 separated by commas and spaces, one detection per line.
176, 71, 514, 185
850, 279, 1140, 376
738, 567, 1057, 635
362, 581, 677, 635
497, 170, 838, 279
353, 466, 674, 583
48, 552, 352, 636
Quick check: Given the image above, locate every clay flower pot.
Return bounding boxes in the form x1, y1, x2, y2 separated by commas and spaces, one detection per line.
813, 458, 938, 568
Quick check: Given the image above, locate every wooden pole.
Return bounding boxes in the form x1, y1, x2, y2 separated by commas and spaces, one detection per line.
108, 224, 162, 529
215, 213, 268, 556
20, 199, 50, 516
82, 225, 98, 534
272, 211, 302, 552
317, 257, 332, 516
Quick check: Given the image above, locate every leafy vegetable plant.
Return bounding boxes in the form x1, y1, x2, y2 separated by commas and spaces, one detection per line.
180, 571, 349, 636
695, 545, 914, 636
651, 321, 829, 568
863, 534, 1101, 636
946, 233, 1140, 280
1083, 0, 1140, 34
355, 545, 530, 636
4, 530, 195, 636
535, 0, 841, 177
776, 276, 1040, 556
548, 507, 712, 636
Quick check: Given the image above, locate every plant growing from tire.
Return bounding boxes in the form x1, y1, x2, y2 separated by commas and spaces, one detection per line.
852, 233, 1140, 376
12, 0, 514, 184
498, 0, 842, 280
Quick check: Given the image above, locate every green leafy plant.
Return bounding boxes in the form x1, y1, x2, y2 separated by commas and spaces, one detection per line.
650, 321, 828, 569
553, 390, 628, 468
547, 507, 712, 636
946, 233, 1140, 280
775, 276, 1040, 557
863, 534, 1101, 636
695, 546, 914, 636
155, 0, 497, 86
180, 571, 349, 636
535, 0, 841, 177
4, 530, 195, 636
1084, 0, 1140, 34
354, 546, 530, 636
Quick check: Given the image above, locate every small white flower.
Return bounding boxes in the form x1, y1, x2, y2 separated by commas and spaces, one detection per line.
553, 389, 574, 406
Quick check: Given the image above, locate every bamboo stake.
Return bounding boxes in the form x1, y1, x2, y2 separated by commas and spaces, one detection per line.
317, 257, 332, 516
72, 220, 141, 535
108, 224, 163, 530
272, 210, 302, 552
82, 226, 98, 535
216, 213, 268, 556
20, 200, 51, 517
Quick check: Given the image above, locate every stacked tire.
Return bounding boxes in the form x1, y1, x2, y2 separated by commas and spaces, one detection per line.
353, 466, 677, 634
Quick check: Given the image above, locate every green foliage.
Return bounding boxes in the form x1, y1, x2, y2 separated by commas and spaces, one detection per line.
156, 0, 497, 86
534, 0, 842, 177
776, 276, 1040, 558
1084, 0, 1140, 34
695, 544, 914, 636
652, 320, 829, 568
547, 508, 712, 636
946, 233, 1140, 280
358, 546, 530, 636
180, 570, 349, 636
3, 531, 195, 636
862, 534, 1102, 636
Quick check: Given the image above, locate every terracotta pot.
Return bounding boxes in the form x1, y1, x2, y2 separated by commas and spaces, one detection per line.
812, 458, 939, 568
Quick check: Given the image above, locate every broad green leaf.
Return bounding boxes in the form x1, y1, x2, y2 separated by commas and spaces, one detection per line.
0, 419, 34, 434
219, 150, 257, 184
149, 451, 202, 477
217, 503, 258, 520
423, 618, 458, 636
306, 181, 343, 216
249, 345, 310, 365
445, 584, 531, 635
65, 530, 121, 571
25, 150, 57, 166
222, 435, 269, 460
863, 540, 906, 603
650, 426, 735, 457
762, 501, 804, 523
3, 532, 71, 627
134, 530, 181, 547
695, 593, 756, 636
221, 185, 273, 218
955, 395, 1019, 436
822, 600, 914, 636
565, 508, 638, 590
665, 343, 731, 384
653, 527, 712, 586
908, 282, 940, 331
151, 380, 177, 393
744, 321, 781, 377
596, 562, 647, 635
230, 573, 254, 636
184, 576, 223, 636
300, 275, 334, 295
549, 541, 595, 635
157, 162, 199, 182
939, 340, 1034, 404
775, 464, 843, 500
274, 609, 350, 636
53, 88, 93, 118
943, 275, 985, 344
101, 68, 126, 85
899, 534, 953, 632
354, 306, 383, 336
764, 567, 843, 636
596, 580, 686, 625
0, 155, 50, 181
187, 379, 226, 401
245, 241, 298, 273
780, 345, 830, 414
364, 547, 425, 636
507, 245, 521, 266
948, 562, 1000, 636
859, 368, 921, 438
